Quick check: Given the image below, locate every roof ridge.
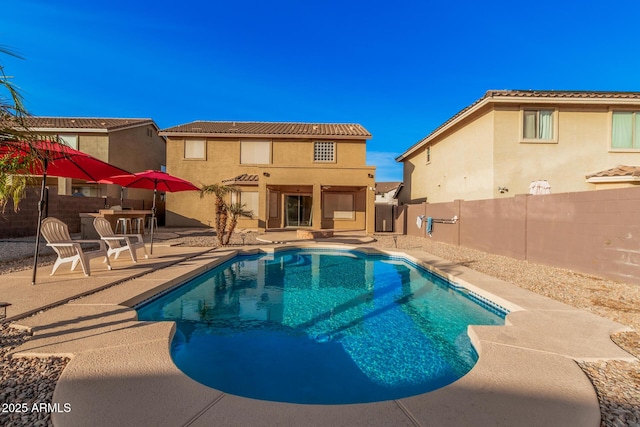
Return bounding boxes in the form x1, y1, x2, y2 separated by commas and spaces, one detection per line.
485, 89, 640, 96
160, 121, 371, 137
28, 116, 153, 121
188, 120, 364, 125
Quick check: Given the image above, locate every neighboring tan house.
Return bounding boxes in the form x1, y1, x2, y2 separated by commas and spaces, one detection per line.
22, 117, 166, 202
375, 182, 403, 205
396, 90, 640, 204
159, 121, 376, 233
374, 182, 402, 233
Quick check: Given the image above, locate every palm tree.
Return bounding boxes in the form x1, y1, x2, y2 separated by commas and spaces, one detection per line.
223, 202, 254, 246
0, 45, 53, 212
200, 183, 234, 246
200, 183, 255, 247
0, 46, 30, 143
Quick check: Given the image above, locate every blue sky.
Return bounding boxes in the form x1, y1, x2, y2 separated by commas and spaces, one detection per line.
3, 0, 640, 181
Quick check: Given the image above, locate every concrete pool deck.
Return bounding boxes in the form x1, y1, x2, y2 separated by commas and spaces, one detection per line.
3, 241, 636, 427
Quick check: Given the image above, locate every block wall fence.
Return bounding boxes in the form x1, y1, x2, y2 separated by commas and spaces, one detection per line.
0, 186, 160, 238
395, 187, 640, 285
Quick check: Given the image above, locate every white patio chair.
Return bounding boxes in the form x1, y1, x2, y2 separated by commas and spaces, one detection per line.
40, 217, 112, 276
93, 217, 148, 263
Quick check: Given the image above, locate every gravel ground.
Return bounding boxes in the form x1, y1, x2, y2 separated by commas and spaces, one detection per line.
1, 231, 638, 426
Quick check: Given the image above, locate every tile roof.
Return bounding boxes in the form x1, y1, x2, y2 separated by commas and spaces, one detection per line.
222, 174, 260, 186
22, 117, 156, 131
375, 182, 402, 194
586, 165, 640, 179
485, 89, 640, 100
160, 121, 371, 138
397, 90, 640, 161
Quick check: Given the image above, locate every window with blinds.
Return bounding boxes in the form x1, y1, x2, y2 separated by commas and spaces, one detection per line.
184, 139, 206, 159
241, 140, 271, 164
323, 192, 354, 219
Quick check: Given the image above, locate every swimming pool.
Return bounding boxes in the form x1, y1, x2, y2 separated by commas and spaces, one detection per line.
137, 249, 506, 404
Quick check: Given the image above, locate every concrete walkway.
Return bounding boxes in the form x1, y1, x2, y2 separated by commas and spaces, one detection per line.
3, 242, 636, 427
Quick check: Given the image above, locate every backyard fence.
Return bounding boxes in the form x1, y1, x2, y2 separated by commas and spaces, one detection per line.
397, 187, 640, 285
0, 186, 163, 238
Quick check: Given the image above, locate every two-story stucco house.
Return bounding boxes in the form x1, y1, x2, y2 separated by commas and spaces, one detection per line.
396, 90, 640, 204
159, 121, 376, 233
23, 117, 166, 201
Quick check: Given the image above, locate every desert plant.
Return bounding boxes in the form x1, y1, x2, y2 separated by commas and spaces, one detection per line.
222, 202, 254, 246
0, 45, 58, 211
200, 183, 254, 247
200, 183, 233, 245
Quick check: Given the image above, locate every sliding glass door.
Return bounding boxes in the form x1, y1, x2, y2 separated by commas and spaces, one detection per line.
285, 195, 312, 227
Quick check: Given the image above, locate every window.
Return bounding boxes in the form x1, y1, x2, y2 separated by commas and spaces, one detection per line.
184, 139, 205, 159
426, 146, 431, 163
523, 110, 554, 140
241, 140, 270, 164
612, 112, 640, 149
314, 141, 335, 162
323, 193, 354, 220
59, 134, 78, 149
232, 191, 259, 218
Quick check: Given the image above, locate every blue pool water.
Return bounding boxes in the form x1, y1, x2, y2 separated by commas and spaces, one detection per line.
137, 249, 505, 404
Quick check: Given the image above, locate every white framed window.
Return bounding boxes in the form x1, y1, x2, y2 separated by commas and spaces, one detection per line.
522, 109, 556, 141
232, 191, 259, 218
59, 134, 78, 149
323, 192, 354, 220
241, 140, 271, 164
184, 139, 206, 159
314, 141, 335, 162
611, 111, 640, 149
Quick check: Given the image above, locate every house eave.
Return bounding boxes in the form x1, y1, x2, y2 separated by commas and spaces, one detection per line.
586, 176, 640, 183
396, 92, 640, 162
30, 127, 109, 134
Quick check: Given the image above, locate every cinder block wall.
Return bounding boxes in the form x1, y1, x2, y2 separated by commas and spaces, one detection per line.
526, 188, 640, 283
0, 186, 151, 238
401, 187, 640, 285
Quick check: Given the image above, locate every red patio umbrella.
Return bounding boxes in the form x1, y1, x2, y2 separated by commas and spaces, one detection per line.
0, 140, 133, 284
99, 170, 200, 254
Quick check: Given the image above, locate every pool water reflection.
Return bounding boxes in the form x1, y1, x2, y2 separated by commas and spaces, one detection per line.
137, 249, 505, 404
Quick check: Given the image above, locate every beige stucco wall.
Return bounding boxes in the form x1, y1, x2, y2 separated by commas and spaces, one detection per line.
108, 125, 166, 172
79, 134, 110, 161
494, 106, 640, 196
400, 110, 495, 204
402, 101, 640, 204
166, 137, 375, 232
108, 125, 166, 203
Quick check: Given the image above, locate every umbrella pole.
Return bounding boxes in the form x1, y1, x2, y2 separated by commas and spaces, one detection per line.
32, 161, 48, 285
150, 187, 157, 254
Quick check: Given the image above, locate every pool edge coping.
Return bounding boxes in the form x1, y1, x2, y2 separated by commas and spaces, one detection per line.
9, 244, 635, 427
